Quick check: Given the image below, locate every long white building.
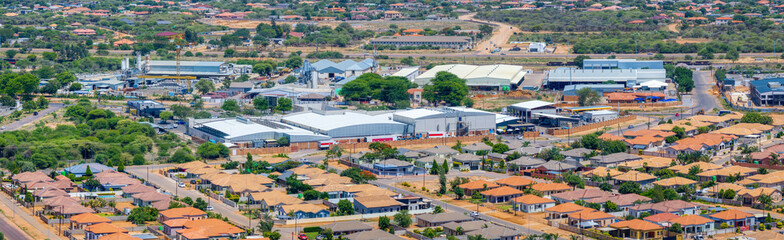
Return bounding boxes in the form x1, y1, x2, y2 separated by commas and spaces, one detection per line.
414, 64, 527, 91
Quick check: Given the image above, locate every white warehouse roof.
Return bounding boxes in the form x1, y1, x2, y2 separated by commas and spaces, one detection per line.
281, 111, 408, 138
510, 100, 554, 110
194, 118, 329, 143
414, 64, 526, 87
392, 109, 446, 120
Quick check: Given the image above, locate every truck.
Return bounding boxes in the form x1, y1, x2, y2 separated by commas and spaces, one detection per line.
365, 136, 397, 142
318, 140, 337, 149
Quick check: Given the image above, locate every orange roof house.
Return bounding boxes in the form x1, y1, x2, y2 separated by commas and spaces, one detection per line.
567, 209, 617, 227
70, 213, 111, 230
158, 207, 207, 222
513, 194, 556, 213
98, 233, 141, 240
530, 182, 571, 196
545, 202, 587, 219
669, 214, 714, 227
458, 180, 499, 196
608, 219, 664, 239
494, 176, 535, 190
708, 209, 755, 223
85, 223, 128, 240
177, 218, 244, 240
113, 38, 135, 46
665, 133, 737, 155
480, 186, 524, 203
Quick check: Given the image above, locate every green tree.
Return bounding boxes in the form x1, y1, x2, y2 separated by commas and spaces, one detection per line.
574, 55, 591, 67
170, 105, 191, 119
276, 98, 292, 112
195, 79, 215, 94
69, 83, 83, 91
337, 199, 354, 216
726, 48, 739, 62
159, 111, 173, 121
433, 205, 445, 214
577, 88, 601, 106
479, 24, 493, 35
741, 112, 773, 124
454, 186, 465, 199
193, 197, 208, 210
604, 201, 618, 212
379, 216, 391, 229
5, 49, 17, 58
221, 99, 240, 112
422, 72, 468, 106
127, 207, 158, 224
698, 48, 714, 59
439, 170, 447, 194
669, 223, 683, 233
393, 210, 412, 227
619, 182, 642, 194
264, 231, 281, 240
196, 142, 229, 159
253, 97, 269, 111
253, 63, 274, 76
117, 160, 125, 172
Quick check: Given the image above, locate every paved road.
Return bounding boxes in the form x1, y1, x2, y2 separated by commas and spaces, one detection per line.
692, 71, 722, 112
0, 211, 32, 240
2, 103, 65, 131
126, 165, 255, 229
0, 191, 60, 240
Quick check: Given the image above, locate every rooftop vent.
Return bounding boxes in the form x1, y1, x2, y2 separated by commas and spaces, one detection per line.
769, 82, 781, 88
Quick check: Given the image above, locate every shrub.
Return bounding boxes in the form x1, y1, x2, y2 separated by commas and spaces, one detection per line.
720, 223, 729, 229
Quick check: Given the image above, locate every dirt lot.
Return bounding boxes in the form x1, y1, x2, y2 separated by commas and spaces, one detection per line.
471, 90, 555, 111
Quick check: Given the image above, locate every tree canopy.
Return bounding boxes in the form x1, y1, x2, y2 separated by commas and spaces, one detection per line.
422, 72, 469, 106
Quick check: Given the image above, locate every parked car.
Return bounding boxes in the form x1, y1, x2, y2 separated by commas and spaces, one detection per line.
205, 205, 214, 211
470, 211, 479, 218
298, 233, 308, 240
178, 182, 185, 188
627, 125, 634, 129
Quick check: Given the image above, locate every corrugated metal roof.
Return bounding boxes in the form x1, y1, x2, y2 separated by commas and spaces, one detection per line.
393, 109, 444, 119
510, 100, 554, 109
148, 60, 224, 67
282, 111, 404, 131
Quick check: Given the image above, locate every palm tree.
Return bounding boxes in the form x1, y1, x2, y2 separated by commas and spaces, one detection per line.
770, 152, 780, 165
570, 235, 580, 240
456, 226, 464, 235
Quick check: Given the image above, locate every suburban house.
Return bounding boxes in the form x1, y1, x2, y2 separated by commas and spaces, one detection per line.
695, 166, 756, 182
584, 194, 651, 212
84, 223, 128, 240
607, 219, 665, 240
736, 187, 783, 205
653, 177, 698, 189
628, 200, 699, 217
416, 212, 473, 227
452, 154, 483, 170
494, 176, 535, 191
531, 183, 572, 197
176, 218, 244, 240
320, 220, 374, 235
550, 189, 614, 203
567, 209, 617, 228
69, 213, 111, 230
277, 203, 330, 219
248, 191, 303, 210
590, 153, 643, 167
613, 171, 657, 188
481, 186, 524, 203
158, 207, 207, 223
545, 202, 588, 220
443, 220, 494, 236
669, 214, 715, 234
345, 229, 405, 240
353, 195, 404, 214
64, 163, 114, 177
465, 226, 523, 240
707, 209, 756, 230
513, 194, 556, 213
458, 180, 499, 196
508, 157, 547, 171
665, 133, 738, 155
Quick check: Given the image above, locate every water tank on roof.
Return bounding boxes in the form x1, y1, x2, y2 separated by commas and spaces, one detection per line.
769, 82, 782, 88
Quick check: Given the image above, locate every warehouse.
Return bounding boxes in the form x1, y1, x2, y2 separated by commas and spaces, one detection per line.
392, 107, 496, 137
507, 100, 557, 123
145, 60, 231, 77
391, 67, 421, 81
414, 64, 527, 91
369, 36, 473, 49
281, 110, 407, 139
582, 110, 618, 122
563, 84, 626, 96
127, 100, 165, 117
582, 59, 663, 69
310, 59, 376, 80
750, 78, 784, 106
545, 68, 666, 90
188, 117, 329, 147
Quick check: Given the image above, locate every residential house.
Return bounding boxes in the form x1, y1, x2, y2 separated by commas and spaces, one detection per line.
416, 212, 473, 227
277, 203, 330, 219
12, 171, 53, 185
422, 145, 459, 157
462, 143, 492, 154
562, 148, 594, 161
668, 162, 722, 175
695, 166, 756, 182
345, 229, 405, 240
453, 154, 482, 170
481, 186, 524, 203
513, 194, 556, 213
613, 171, 657, 188
120, 184, 156, 198
568, 209, 617, 228
176, 218, 244, 240
353, 195, 403, 214
607, 219, 665, 239
669, 214, 715, 234
581, 167, 623, 179
458, 180, 499, 196
736, 187, 782, 205
131, 191, 170, 209
551, 189, 614, 203
531, 183, 572, 197
84, 223, 128, 240
158, 207, 206, 223
585, 194, 651, 212
443, 220, 493, 236
395, 195, 431, 211
665, 133, 738, 155
653, 177, 697, 189
545, 202, 588, 220
320, 220, 374, 235
617, 157, 674, 172
643, 212, 680, 226
507, 157, 546, 171
628, 200, 699, 217
70, 213, 111, 230
707, 209, 756, 230
384, 10, 403, 18
538, 160, 578, 172
249, 191, 303, 211
466, 226, 523, 240
494, 176, 535, 191
590, 153, 643, 167
97, 233, 141, 240
64, 163, 114, 177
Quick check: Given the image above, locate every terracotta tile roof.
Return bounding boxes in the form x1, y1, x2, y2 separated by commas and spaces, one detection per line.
85, 223, 128, 234
609, 219, 663, 231
249, 191, 303, 206
121, 184, 156, 195
481, 186, 523, 197
280, 203, 329, 214
545, 202, 587, 213
581, 167, 623, 177
653, 177, 697, 187
696, 166, 755, 177
643, 212, 680, 223
568, 209, 616, 221
494, 176, 535, 187
159, 207, 206, 219
513, 194, 555, 205
178, 219, 243, 239
668, 162, 722, 174
670, 214, 714, 226
353, 195, 403, 208
459, 180, 499, 190
131, 191, 169, 202
625, 136, 664, 146
713, 123, 773, 136
551, 189, 614, 201
737, 187, 780, 198
584, 193, 651, 206
704, 183, 745, 194
710, 209, 754, 220
613, 171, 656, 182
668, 133, 737, 151
751, 144, 784, 161
98, 233, 141, 240
624, 129, 676, 138
162, 218, 190, 228
70, 213, 111, 224
175, 161, 209, 170
531, 183, 571, 192
12, 171, 53, 183
652, 124, 697, 133
618, 157, 675, 169
628, 200, 698, 213
672, 120, 713, 128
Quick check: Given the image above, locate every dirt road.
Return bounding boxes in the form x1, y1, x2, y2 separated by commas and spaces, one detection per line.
460, 13, 519, 54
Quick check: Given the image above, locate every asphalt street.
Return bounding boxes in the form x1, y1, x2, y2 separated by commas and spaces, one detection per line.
2, 103, 65, 131
0, 212, 32, 240
0, 190, 60, 240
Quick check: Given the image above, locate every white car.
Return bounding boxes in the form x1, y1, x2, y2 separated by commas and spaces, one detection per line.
206, 205, 214, 211
178, 182, 185, 188
470, 211, 479, 218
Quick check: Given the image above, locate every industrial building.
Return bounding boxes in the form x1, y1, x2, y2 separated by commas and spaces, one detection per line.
528, 42, 547, 53
414, 64, 527, 90
563, 84, 626, 96
127, 100, 165, 117
507, 100, 557, 123
369, 36, 473, 49
392, 107, 497, 137
281, 110, 407, 139
750, 78, 784, 106
582, 59, 664, 69
391, 67, 421, 81
188, 117, 330, 147
545, 68, 666, 90
311, 59, 376, 80
143, 60, 251, 78
582, 110, 618, 122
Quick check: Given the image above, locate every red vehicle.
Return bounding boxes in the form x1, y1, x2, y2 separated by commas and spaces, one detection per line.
298, 233, 308, 240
